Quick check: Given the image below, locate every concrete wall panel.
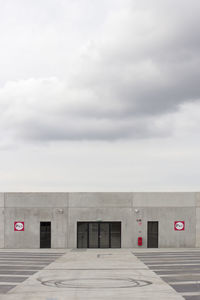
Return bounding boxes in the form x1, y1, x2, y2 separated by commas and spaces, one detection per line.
195, 193, 200, 206
133, 192, 196, 207
1, 192, 198, 249
0, 208, 4, 248
139, 207, 196, 248
0, 193, 4, 207
5, 193, 68, 208
4, 207, 68, 248
52, 208, 68, 248
196, 207, 200, 247
0, 194, 5, 248
68, 193, 132, 208
68, 207, 134, 248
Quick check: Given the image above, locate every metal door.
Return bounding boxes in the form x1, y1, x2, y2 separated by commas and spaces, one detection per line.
40, 222, 51, 248
110, 222, 121, 248
147, 221, 158, 248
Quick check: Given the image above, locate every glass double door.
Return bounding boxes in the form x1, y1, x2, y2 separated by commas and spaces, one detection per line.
77, 222, 121, 248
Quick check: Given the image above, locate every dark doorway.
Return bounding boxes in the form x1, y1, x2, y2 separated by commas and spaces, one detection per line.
89, 222, 98, 248
77, 222, 88, 248
99, 222, 110, 248
147, 221, 158, 248
110, 222, 121, 248
40, 222, 51, 248
77, 222, 121, 248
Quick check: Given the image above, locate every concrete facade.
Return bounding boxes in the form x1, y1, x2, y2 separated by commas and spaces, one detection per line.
0, 192, 199, 248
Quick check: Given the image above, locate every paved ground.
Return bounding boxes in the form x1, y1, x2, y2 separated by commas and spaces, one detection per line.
0, 250, 64, 295
134, 249, 200, 300
1, 249, 200, 299
0, 249, 183, 300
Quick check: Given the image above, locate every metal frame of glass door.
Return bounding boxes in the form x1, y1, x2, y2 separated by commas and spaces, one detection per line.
77, 221, 121, 248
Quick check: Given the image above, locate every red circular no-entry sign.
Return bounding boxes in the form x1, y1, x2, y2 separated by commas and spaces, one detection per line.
174, 221, 185, 231
14, 222, 24, 231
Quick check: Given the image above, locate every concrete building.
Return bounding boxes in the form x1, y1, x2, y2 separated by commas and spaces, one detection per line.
0, 192, 199, 249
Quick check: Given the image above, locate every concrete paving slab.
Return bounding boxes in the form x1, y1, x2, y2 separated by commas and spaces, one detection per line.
0, 266, 41, 270
156, 270, 200, 275
184, 296, 200, 300
0, 249, 184, 300
171, 284, 200, 293
147, 262, 200, 265
0, 263, 47, 266
134, 248, 200, 299
163, 275, 200, 283
0, 271, 36, 276
150, 265, 200, 270
0, 277, 27, 283
0, 285, 16, 294
182, 293, 200, 297
0, 250, 65, 297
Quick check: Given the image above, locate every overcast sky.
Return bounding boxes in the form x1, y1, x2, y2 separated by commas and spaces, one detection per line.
0, 0, 200, 191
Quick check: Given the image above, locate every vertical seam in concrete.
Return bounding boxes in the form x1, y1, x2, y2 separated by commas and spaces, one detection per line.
195, 192, 197, 247
131, 193, 134, 249
195, 192, 198, 247
66, 193, 69, 248
132, 192, 134, 207
3, 193, 5, 249
195, 205, 197, 247
195, 191, 198, 206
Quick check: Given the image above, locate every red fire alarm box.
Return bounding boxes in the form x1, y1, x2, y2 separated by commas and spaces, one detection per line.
138, 237, 142, 246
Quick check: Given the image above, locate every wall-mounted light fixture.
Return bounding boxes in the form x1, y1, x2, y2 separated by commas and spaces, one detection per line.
56, 208, 64, 214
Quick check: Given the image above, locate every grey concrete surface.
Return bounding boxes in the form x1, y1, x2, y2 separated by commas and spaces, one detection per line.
68, 207, 134, 248
4, 193, 69, 207
0, 250, 64, 296
195, 207, 200, 247
68, 192, 133, 207
1, 192, 200, 248
0, 207, 4, 248
134, 249, 200, 299
4, 207, 68, 248
0, 249, 184, 300
0, 193, 4, 207
133, 192, 196, 207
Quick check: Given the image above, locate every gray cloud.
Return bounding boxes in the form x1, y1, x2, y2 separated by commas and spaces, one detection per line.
0, 0, 200, 143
